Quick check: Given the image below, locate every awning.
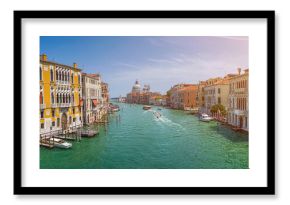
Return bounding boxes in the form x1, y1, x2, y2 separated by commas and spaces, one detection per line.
92, 99, 98, 106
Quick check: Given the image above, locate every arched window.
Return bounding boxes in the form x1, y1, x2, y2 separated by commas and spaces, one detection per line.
51, 91, 54, 104
71, 73, 74, 84
62, 93, 65, 103
50, 68, 54, 81
72, 94, 74, 104
40, 92, 43, 104
56, 70, 58, 80
67, 94, 70, 103
40, 66, 42, 81
56, 93, 59, 103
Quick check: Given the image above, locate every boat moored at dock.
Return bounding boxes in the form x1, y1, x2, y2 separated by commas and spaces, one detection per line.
199, 113, 213, 122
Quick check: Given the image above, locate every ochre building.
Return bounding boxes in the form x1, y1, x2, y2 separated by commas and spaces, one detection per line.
40, 54, 83, 135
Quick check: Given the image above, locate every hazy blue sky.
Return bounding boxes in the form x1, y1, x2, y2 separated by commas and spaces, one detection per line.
40, 36, 248, 98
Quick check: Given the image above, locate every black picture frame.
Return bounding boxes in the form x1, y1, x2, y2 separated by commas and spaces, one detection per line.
14, 10, 275, 195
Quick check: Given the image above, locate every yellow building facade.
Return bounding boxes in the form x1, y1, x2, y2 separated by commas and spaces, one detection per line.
227, 69, 249, 131
40, 54, 83, 135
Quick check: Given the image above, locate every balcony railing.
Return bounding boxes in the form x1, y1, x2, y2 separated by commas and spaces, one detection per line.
56, 80, 70, 85
40, 104, 46, 109
56, 103, 71, 107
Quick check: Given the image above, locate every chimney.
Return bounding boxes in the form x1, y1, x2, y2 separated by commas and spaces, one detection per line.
40, 54, 47, 61
238, 67, 241, 75
73, 63, 77, 68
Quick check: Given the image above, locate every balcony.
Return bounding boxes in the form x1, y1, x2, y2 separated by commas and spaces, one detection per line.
56, 80, 70, 85
234, 110, 246, 116
40, 104, 46, 109
57, 103, 71, 108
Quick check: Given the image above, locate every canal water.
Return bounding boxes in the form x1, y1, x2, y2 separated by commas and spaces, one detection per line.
40, 102, 248, 169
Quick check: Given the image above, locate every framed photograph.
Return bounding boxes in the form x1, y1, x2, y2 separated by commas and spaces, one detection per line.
14, 10, 275, 195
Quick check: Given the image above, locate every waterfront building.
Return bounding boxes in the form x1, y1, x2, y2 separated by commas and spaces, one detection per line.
148, 93, 163, 105
118, 95, 126, 103
179, 85, 198, 110
82, 73, 103, 124
101, 82, 110, 117
203, 77, 230, 116
167, 84, 194, 109
227, 68, 249, 131
197, 77, 222, 113
196, 81, 206, 112
39, 54, 83, 135
126, 80, 160, 105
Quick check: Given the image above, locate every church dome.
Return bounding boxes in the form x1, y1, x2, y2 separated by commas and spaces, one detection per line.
132, 80, 141, 92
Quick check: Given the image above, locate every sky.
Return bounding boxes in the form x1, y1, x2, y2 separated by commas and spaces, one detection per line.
40, 36, 248, 98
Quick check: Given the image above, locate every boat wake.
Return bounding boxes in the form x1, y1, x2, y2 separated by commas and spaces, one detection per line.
144, 109, 184, 131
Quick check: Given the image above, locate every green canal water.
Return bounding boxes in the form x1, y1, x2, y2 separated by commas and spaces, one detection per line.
40, 102, 248, 169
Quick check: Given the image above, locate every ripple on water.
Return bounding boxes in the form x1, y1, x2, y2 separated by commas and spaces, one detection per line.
40, 103, 249, 169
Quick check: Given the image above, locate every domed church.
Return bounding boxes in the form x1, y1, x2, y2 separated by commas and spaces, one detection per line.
132, 80, 141, 93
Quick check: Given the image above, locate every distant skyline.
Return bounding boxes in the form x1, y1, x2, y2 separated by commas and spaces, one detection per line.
40, 36, 248, 97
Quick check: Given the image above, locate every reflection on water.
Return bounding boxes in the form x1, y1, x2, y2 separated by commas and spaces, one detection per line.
40, 102, 248, 169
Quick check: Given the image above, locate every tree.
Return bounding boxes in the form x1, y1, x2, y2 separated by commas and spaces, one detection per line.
210, 104, 227, 117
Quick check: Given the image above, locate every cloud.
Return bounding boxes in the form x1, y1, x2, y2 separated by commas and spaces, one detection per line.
108, 53, 243, 96
213, 36, 249, 41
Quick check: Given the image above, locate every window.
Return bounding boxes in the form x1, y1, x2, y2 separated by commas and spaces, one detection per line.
50, 69, 54, 81
57, 118, 60, 127
41, 123, 44, 129
218, 97, 221, 104
73, 118, 76, 122
71, 73, 74, 83
69, 116, 72, 124
52, 121, 55, 127
40, 92, 43, 104
73, 108, 75, 114
56, 70, 58, 80
51, 92, 54, 104
40, 110, 44, 118
40, 66, 42, 80
52, 110, 55, 117
218, 88, 221, 94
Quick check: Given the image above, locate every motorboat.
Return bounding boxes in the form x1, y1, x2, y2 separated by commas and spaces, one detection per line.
109, 104, 120, 112
143, 105, 151, 110
50, 138, 72, 149
111, 107, 120, 112
157, 108, 162, 111
199, 113, 213, 122
153, 111, 161, 118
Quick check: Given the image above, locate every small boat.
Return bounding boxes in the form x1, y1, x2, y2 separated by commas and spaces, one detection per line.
111, 107, 120, 112
81, 130, 99, 137
157, 108, 162, 111
50, 138, 72, 149
143, 105, 151, 110
199, 113, 213, 122
153, 111, 161, 118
